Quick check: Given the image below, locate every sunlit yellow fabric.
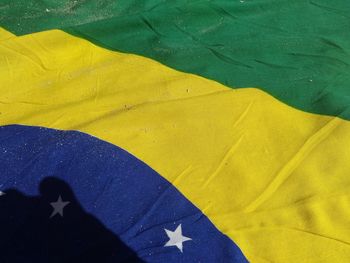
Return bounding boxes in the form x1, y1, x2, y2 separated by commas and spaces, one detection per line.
0, 28, 14, 41
1, 29, 350, 262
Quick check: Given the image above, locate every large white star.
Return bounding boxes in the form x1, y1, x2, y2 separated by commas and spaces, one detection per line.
50, 195, 70, 218
164, 224, 192, 252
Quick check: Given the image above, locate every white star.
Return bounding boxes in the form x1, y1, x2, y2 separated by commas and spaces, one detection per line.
164, 224, 192, 252
50, 195, 70, 218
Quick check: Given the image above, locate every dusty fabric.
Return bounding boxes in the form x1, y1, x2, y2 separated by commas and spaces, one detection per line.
0, 1, 350, 262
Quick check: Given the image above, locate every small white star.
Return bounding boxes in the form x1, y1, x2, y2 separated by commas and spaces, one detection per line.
50, 195, 70, 218
164, 224, 192, 252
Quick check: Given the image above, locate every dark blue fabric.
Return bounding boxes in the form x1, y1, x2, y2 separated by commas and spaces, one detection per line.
0, 125, 248, 262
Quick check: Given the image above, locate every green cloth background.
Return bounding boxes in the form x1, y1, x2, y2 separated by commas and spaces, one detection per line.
1, 0, 350, 119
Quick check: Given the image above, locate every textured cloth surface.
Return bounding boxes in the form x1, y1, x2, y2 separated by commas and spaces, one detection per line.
1, 1, 350, 262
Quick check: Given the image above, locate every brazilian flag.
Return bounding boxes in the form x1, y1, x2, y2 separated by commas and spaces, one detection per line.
1, 1, 350, 262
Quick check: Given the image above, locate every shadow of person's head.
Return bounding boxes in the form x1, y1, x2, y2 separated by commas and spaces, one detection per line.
0, 177, 143, 263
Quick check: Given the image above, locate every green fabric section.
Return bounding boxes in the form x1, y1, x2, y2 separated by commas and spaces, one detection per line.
0, 0, 188, 34
1, 0, 350, 119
